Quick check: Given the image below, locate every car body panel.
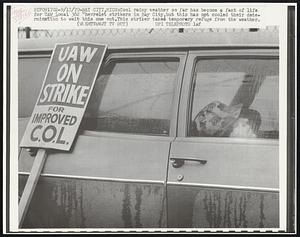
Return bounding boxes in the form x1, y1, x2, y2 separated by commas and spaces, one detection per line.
167, 186, 279, 228
19, 132, 173, 181
168, 138, 279, 189
19, 176, 166, 228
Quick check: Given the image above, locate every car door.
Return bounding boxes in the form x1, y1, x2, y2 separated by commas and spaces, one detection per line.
167, 49, 280, 228
19, 51, 187, 228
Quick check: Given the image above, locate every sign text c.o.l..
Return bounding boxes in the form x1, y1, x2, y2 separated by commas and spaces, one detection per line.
20, 42, 107, 150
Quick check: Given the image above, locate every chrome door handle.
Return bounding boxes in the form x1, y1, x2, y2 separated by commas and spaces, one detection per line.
170, 157, 207, 168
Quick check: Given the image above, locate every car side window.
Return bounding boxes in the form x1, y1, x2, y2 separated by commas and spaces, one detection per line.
83, 58, 179, 136
18, 57, 50, 118
188, 58, 279, 139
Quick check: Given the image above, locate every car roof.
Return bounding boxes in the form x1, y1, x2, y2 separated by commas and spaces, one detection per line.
18, 28, 279, 52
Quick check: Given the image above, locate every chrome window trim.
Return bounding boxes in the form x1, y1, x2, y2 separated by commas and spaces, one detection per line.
174, 136, 279, 146
18, 54, 51, 59
167, 182, 279, 193
19, 172, 165, 185
81, 130, 174, 141
18, 44, 279, 54
19, 171, 279, 191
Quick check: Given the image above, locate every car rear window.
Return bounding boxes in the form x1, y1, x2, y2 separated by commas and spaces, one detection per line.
189, 58, 279, 139
83, 59, 179, 136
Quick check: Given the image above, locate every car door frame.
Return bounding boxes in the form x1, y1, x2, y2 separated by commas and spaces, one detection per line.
166, 47, 280, 228
18, 49, 189, 227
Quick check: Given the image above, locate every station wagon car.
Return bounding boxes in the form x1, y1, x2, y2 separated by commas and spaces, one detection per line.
18, 28, 279, 228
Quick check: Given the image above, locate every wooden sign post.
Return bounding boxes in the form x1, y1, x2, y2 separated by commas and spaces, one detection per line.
18, 149, 47, 227
19, 42, 107, 227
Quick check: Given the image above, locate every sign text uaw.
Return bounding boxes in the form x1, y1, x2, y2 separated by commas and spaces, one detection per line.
20, 42, 107, 150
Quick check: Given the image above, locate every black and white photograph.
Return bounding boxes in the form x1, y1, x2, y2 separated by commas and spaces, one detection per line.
3, 3, 296, 234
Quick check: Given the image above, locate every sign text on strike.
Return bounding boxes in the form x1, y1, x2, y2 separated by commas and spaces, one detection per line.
20, 42, 107, 150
